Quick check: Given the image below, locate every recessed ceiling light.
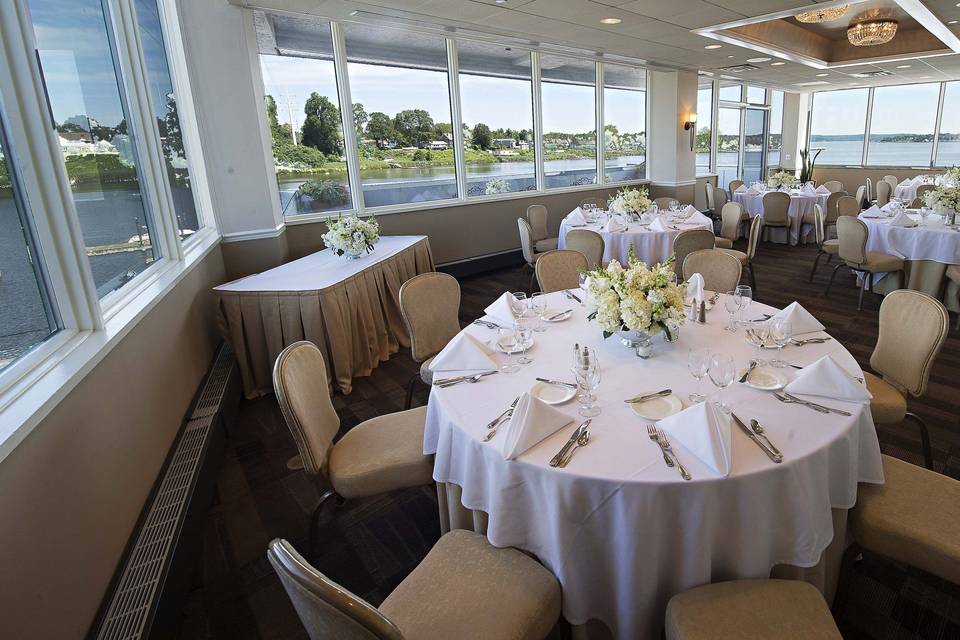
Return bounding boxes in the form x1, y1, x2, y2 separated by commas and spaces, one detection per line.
950, 20, 959, 24
495, 0, 507, 3
600, 17, 621, 24
771, 61, 786, 66
816, 72, 830, 76
896, 64, 912, 68
747, 57, 772, 63
704, 44, 723, 49
727, 55, 735, 58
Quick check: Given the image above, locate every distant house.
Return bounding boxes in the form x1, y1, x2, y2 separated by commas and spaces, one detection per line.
492, 138, 517, 149
427, 140, 448, 150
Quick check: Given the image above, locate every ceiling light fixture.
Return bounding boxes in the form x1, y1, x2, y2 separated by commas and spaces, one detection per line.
796, 4, 849, 23
747, 56, 771, 63
848, 20, 898, 46
495, 0, 508, 4
600, 17, 621, 24
771, 61, 786, 66
896, 64, 912, 68
704, 44, 723, 49
950, 20, 959, 24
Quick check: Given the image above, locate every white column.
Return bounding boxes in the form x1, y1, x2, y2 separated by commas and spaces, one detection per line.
780, 91, 809, 172
647, 70, 697, 194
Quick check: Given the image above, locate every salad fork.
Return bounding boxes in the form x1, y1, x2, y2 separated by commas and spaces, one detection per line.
647, 424, 674, 469
655, 428, 691, 480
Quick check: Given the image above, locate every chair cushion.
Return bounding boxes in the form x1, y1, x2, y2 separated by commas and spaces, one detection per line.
822, 239, 839, 255
380, 529, 561, 640
718, 248, 747, 265
328, 406, 433, 500
534, 237, 559, 253
864, 372, 907, 424
420, 356, 434, 385
665, 579, 840, 640
850, 454, 960, 585
848, 251, 904, 273
946, 264, 960, 283
713, 237, 734, 249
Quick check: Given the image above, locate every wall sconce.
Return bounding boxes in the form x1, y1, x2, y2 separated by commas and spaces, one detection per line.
683, 113, 698, 151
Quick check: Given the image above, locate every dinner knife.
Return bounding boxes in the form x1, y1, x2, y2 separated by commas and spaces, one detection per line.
624, 389, 672, 404
564, 290, 582, 304
549, 421, 589, 467
731, 413, 783, 463
535, 377, 578, 389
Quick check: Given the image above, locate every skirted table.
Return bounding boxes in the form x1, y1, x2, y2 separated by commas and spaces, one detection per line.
733, 189, 828, 245
214, 235, 434, 398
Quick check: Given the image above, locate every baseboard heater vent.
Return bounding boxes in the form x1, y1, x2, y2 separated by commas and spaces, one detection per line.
91, 343, 238, 640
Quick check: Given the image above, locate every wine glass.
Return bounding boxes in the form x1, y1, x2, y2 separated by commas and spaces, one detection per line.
745, 319, 770, 364
497, 327, 520, 374
687, 347, 711, 403
769, 319, 792, 368
530, 293, 547, 332
514, 317, 534, 365
734, 284, 752, 327
510, 292, 528, 319
708, 353, 736, 412
723, 290, 741, 332
572, 350, 601, 417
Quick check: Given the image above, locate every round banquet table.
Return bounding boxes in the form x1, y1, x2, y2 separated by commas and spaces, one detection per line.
894, 176, 936, 203
558, 211, 713, 266
423, 290, 884, 639
733, 189, 828, 245
860, 211, 960, 312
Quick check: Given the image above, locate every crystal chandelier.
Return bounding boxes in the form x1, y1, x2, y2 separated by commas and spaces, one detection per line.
847, 20, 899, 46
795, 5, 849, 24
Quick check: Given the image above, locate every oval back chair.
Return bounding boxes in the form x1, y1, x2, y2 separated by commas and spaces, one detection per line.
565, 229, 605, 269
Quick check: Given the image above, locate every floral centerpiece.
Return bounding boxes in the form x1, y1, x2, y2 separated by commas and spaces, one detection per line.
607, 186, 652, 217
321, 212, 380, 258
942, 166, 960, 186
923, 185, 960, 224
766, 170, 797, 190
583, 252, 686, 355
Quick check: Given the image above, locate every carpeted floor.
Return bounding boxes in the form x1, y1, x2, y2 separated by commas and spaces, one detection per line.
178, 240, 960, 640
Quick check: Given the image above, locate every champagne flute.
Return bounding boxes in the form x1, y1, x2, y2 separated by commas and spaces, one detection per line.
708, 353, 736, 412
515, 316, 534, 365
724, 290, 741, 332
510, 291, 528, 319
735, 284, 752, 327
687, 347, 711, 403
497, 327, 520, 374
769, 319, 792, 368
530, 293, 547, 332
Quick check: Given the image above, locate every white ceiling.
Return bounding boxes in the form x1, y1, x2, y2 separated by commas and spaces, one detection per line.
238, 0, 960, 91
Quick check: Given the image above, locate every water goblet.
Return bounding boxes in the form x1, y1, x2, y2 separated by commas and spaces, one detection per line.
734, 284, 752, 327
769, 319, 792, 368
723, 290, 741, 332
497, 327, 520, 374
573, 357, 601, 417
687, 347, 711, 403
510, 291, 528, 318
530, 293, 547, 332
745, 319, 770, 364
708, 353, 736, 412
514, 317, 534, 365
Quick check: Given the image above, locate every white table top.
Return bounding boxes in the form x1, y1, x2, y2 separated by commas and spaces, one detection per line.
424, 290, 883, 639
860, 212, 960, 264
214, 235, 427, 293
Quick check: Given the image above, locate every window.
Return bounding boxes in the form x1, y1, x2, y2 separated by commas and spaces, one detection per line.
767, 90, 783, 170
133, 0, 200, 240
458, 42, 535, 197
719, 81, 742, 102
696, 81, 713, 174
867, 82, 940, 167
259, 16, 352, 216
30, 0, 161, 298
345, 24, 456, 207
747, 86, 766, 105
936, 81, 960, 166
809, 88, 869, 165
541, 55, 597, 188
717, 107, 741, 188
0, 114, 60, 372
603, 64, 645, 183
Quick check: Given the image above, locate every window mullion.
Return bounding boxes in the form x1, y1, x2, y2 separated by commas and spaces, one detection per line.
932, 82, 945, 167
330, 21, 364, 213
862, 88, 874, 167
711, 80, 719, 173
596, 61, 604, 184
446, 38, 467, 200
531, 51, 545, 192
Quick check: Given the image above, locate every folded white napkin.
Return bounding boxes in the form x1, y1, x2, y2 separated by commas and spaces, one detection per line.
735, 184, 748, 194
783, 355, 872, 403
888, 210, 915, 227
745, 186, 760, 196
429, 332, 498, 373
648, 217, 668, 232
501, 392, 575, 460
802, 184, 816, 196
911, 176, 924, 187
686, 272, 705, 304
605, 217, 625, 233
484, 292, 522, 325
567, 208, 586, 225
685, 210, 714, 227
681, 205, 699, 217
880, 202, 897, 213
769, 301, 825, 335
861, 204, 883, 218
815, 184, 831, 195
658, 402, 732, 476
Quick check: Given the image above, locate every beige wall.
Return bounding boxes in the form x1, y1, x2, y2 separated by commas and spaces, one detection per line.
812, 166, 943, 193
221, 231, 289, 281
0, 245, 226, 639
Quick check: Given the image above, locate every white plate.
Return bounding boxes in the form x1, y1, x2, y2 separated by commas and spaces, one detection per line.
495, 337, 534, 354
542, 308, 573, 322
531, 381, 577, 405
628, 393, 684, 420
738, 367, 788, 391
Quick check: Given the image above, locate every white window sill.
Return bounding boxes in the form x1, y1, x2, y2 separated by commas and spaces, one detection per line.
0, 227, 220, 464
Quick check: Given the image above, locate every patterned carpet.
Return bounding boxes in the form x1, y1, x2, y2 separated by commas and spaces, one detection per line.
178, 240, 960, 640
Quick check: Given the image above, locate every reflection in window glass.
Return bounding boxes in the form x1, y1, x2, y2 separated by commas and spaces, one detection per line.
696, 81, 713, 174
767, 90, 783, 170
0, 116, 59, 371
345, 24, 455, 207
541, 55, 597, 189
809, 88, 869, 165
258, 15, 352, 216
717, 107, 741, 189
458, 42, 535, 197
603, 64, 646, 183
719, 82, 741, 102
868, 83, 939, 167
936, 82, 960, 166
133, 0, 199, 239
746, 86, 765, 105
30, 0, 160, 298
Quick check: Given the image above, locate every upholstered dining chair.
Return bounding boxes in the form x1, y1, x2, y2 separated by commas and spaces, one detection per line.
947, 265, 960, 330
822, 179, 844, 193
717, 214, 761, 292
875, 179, 892, 207
837, 194, 860, 217
654, 196, 679, 210
672, 229, 715, 280
909, 196, 925, 209
713, 185, 729, 211
704, 182, 717, 218
565, 229, 604, 269
808, 204, 839, 283
882, 174, 898, 192
855, 185, 867, 208
916, 183, 936, 201
865, 177, 874, 203
665, 579, 841, 640
535, 249, 588, 293
826, 217, 904, 311
579, 196, 603, 209
683, 250, 742, 293
272, 341, 434, 551
268, 530, 562, 640
518, 217, 546, 293
713, 201, 747, 250
863, 290, 948, 469
526, 204, 558, 251
399, 272, 461, 409
822, 190, 849, 238
760, 191, 790, 240
728, 179, 744, 196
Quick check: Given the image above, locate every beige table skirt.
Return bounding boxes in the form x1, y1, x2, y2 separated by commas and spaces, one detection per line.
870, 259, 960, 312
437, 482, 848, 640
215, 237, 434, 397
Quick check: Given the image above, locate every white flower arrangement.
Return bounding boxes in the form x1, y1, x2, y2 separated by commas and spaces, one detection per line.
321, 212, 380, 257
584, 252, 686, 341
607, 186, 652, 216
923, 185, 960, 213
942, 166, 960, 186
484, 177, 511, 195
766, 170, 797, 189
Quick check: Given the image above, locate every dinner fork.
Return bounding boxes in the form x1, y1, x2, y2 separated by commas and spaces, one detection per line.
773, 391, 829, 414
655, 428, 691, 481
646, 424, 674, 469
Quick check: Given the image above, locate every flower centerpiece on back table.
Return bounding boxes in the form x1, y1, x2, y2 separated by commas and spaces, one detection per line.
584, 251, 686, 357
923, 185, 960, 225
321, 212, 380, 259
767, 170, 797, 190
607, 186, 652, 218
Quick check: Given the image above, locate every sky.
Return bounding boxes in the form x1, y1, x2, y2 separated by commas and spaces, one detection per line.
811, 84, 949, 136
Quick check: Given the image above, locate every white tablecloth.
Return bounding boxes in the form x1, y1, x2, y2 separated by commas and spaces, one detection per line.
734, 190, 828, 245
423, 291, 884, 639
861, 213, 960, 264
894, 177, 936, 204
558, 210, 713, 266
